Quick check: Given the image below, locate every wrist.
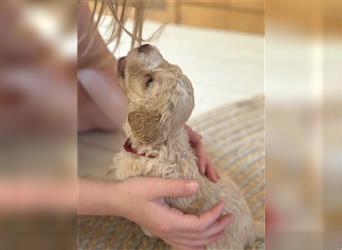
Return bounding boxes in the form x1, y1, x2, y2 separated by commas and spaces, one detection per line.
107, 181, 126, 217
79, 179, 121, 216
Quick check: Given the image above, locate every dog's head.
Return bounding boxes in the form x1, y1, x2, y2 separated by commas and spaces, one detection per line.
117, 44, 194, 145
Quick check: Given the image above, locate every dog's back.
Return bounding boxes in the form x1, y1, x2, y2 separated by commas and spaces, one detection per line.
165, 166, 259, 250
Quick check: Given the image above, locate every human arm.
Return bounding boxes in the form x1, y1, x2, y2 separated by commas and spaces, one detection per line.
77, 1, 127, 131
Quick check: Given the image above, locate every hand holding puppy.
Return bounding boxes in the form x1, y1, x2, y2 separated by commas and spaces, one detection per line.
113, 177, 233, 250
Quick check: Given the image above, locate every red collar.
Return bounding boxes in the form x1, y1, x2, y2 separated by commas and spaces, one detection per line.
123, 139, 157, 158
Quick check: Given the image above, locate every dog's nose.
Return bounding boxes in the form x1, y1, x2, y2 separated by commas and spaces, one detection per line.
117, 56, 126, 76
138, 44, 152, 53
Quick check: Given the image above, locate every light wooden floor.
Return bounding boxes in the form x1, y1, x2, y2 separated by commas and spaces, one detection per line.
79, 20, 264, 177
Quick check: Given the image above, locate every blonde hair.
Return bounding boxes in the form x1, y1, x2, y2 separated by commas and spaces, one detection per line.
82, 0, 163, 55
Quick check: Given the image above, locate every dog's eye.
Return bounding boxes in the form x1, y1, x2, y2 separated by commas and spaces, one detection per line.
146, 76, 153, 88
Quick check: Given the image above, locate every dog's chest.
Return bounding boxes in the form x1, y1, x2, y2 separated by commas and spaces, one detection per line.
109, 150, 197, 181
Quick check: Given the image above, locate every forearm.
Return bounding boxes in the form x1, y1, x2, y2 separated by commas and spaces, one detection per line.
78, 178, 120, 215
0, 178, 76, 213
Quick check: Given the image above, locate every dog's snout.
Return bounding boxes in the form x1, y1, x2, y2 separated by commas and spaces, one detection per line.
138, 44, 152, 54
117, 56, 126, 76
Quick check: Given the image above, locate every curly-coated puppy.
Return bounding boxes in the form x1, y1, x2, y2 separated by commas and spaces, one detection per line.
106, 44, 263, 249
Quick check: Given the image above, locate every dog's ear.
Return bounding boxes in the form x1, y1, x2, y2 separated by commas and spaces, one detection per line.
128, 109, 163, 144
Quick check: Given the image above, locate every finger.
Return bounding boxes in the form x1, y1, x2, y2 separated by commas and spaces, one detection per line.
166, 239, 205, 250
179, 201, 225, 232
215, 168, 221, 180
196, 143, 206, 174
191, 130, 202, 142
186, 125, 202, 143
145, 178, 199, 199
205, 160, 218, 183
177, 213, 233, 239
174, 230, 225, 247
200, 213, 233, 238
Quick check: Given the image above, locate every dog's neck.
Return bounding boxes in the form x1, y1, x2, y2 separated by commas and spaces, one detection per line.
123, 121, 205, 181
123, 121, 192, 158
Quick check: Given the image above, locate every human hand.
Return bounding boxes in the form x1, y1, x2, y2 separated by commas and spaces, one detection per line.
185, 125, 220, 182
114, 177, 233, 250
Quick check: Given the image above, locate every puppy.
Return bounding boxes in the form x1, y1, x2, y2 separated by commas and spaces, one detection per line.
106, 44, 263, 249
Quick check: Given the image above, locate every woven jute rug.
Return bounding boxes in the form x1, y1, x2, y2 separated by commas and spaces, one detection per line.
78, 96, 265, 250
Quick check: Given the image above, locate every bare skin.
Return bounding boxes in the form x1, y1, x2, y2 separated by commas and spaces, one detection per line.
78, 1, 127, 131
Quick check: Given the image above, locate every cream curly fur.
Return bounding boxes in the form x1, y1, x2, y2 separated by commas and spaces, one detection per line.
105, 45, 263, 249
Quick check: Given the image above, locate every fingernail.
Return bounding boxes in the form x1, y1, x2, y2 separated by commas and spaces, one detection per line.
186, 181, 199, 193
226, 214, 234, 223
219, 201, 225, 210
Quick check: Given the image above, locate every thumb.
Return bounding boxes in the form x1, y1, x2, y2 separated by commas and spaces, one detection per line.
145, 178, 199, 199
